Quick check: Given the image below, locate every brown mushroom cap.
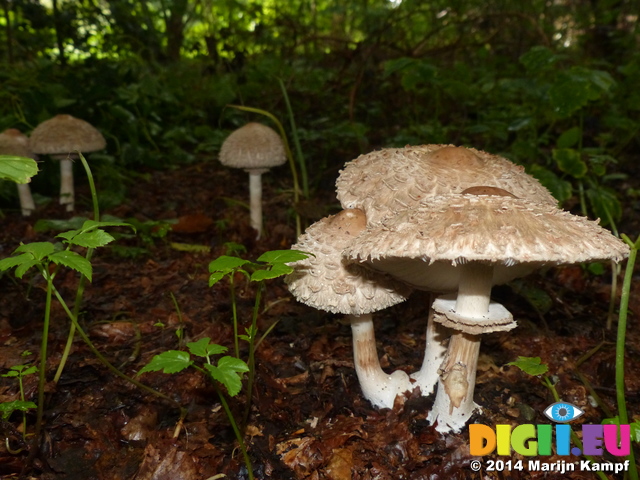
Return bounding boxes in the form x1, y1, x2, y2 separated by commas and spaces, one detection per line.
336, 145, 557, 226
343, 193, 629, 291
219, 122, 286, 172
0, 129, 36, 159
285, 208, 412, 315
29, 114, 106, 155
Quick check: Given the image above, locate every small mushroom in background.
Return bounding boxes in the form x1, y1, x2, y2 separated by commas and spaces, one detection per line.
0, 129, 38, 216
344, 188, 629, 432
29, 114, 106, 212
285, 208, 414, 409
335, 145, 558, 397
219, 123, 287, 239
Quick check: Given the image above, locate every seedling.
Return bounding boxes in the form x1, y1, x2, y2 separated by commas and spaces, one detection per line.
508, 356, 635, 480
139, 337, 252, 477
1, 357, 37, 442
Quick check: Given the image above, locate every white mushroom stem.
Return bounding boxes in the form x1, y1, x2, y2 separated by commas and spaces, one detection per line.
248, 169, 265, 239
59, 157, 74, 211
350, 314, 412, 409
410, 303, 450, 396
17, 182, 35, 216
428, 262, 493, 432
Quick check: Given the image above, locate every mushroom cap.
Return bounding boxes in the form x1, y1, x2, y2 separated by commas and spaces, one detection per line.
29, 114, 106, 155
0, 129, 36, 159
343, 192, 629, 291
219, 122, 286, 172
285, 208, 412, 315
336, 145, 557, 226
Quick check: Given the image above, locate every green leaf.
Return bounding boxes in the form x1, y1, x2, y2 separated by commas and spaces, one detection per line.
15, 242, 55, 261
529, 165, 572, 203
553, 148, 588, 178
208, 255, 250, 274
586, 186, 622, 226
0, 155, 38, 184
137, 350, 192, 375
170, 242, 210, 253
34, 217, 89, 233
256, 249, 310, 265
519, 46, 557, 73
251, 263, 293, 282
49, 251, 93, 281
208, 271, 225, 287
549, 75, 591, 118
0, 253, 33, 273
556, 127, 581, 149
0, 400, 37, 420
507, 356, 549, 376
58, 229, 115, 248
81, 219, 135, 233
187, 337, 227, 358
204, 356, 249, 397
15, 259, 41, 278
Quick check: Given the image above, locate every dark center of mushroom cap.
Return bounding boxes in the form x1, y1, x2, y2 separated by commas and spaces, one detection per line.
327, 208, 367, 238
3, 128, 23, 137
461, 186, 518, 198
429, 146, 484, 169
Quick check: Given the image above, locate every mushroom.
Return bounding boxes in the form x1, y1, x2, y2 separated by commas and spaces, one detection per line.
336, 145, 557, 226
344, 188, 629, 432
29, 114, 106, 212
0, 129, 37, 216
335, 145, 558, 396
285, 208, 414, 409
218, 123, 287, 239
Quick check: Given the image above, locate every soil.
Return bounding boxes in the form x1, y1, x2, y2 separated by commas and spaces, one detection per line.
0, 158, 638, 480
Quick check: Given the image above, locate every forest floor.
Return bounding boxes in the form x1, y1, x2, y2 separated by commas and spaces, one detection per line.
0, 157, 639, 480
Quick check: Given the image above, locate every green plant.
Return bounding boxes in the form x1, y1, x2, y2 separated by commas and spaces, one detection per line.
139, 248, 308, 479
208, 249, 309, 419
0, 154, 184, 444
1, 355, 38, 443
508, 356, 637, 480
138, 338, 252, 477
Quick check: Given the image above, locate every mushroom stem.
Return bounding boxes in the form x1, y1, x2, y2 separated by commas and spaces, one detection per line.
428, 262, 494, 432
455, 262, 493, 316
17, 183, 35, 216
248, 170, 263, 239
59, 158, 74, 211
411, 297, 449, 396
350, 314, 412, 409
428, 332, 481, 432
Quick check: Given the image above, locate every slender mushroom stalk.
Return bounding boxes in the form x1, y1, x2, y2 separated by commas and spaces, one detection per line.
0, 129, 38, 216
57, 155, 74, 210
351, 315, 413, 409
247, 168, 267, 236
28, 114, 106, 212
285, 209, 414, 409
409, 300, 450, 396
219, 123, 287, 239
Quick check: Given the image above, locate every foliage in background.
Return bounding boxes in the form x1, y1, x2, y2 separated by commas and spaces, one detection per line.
0, 0, 638, 221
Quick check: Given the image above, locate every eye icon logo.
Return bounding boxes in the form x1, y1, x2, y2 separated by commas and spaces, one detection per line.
543, 402, 584, 423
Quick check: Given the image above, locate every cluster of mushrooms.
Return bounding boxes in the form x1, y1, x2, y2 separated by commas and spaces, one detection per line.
285, 144, 629, 433
0, 114, 106, 215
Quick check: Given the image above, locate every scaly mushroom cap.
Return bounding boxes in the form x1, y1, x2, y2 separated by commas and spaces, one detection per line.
336, 145, 557, 226
219, 122, 286, 173
285, 208, 412, 315
344, 192, 629, 292
0, 129, 36, 159
29, 114, 106, 156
